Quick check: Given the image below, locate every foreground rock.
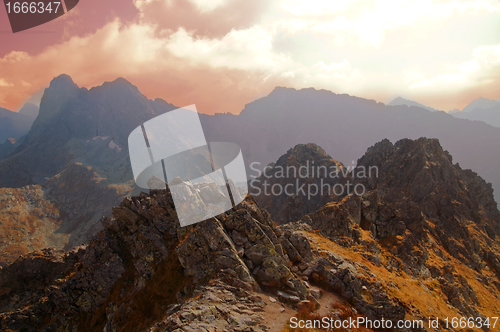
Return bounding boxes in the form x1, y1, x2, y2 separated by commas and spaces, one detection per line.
3, 137, 499, 331
251, 143, 345, 225
274, 138, 500, 322
0, 181, 410, 331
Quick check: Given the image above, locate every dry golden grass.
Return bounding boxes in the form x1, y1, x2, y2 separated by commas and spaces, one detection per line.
300, 230, 500, 332
0, 186, 68, 265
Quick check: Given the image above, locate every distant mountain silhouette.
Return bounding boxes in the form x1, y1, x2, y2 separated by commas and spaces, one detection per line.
461, 97, 499, 113
453, 103, 500, 128
0, 74, 176, 188
18, 102, 39, 118
387, 96, 439, 112
0, 103, 38, 144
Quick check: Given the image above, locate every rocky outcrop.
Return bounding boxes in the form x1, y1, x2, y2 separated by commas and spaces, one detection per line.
251, 143, 345, 224
0, 180, 411, 331
7, 137, 499, 330
150, 280, 268, 332
299, 138, 500, 317
0, 188, 318, 331
246, 137, 500, 323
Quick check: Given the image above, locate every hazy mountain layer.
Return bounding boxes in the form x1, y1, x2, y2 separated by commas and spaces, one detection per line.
453, 104, 500, 128
387, 96, 439, 112
461, 97, 500, 113
0, 104, 38, 144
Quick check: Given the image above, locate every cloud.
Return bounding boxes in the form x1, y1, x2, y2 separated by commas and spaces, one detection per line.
1, 0, 500, 113
406, 44, 500, 90
0, 79, 13, 87
166, 27, 291, 71
188, 0, 229, 12
0, 19, 291, 114
398, 44, 500, 109
133, 0, 271, 38
272, 0, 500, 49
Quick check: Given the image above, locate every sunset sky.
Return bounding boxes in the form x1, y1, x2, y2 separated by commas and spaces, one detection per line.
1, 0, 499, 114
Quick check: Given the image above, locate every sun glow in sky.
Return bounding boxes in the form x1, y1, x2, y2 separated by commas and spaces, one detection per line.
0, 0, 499, 113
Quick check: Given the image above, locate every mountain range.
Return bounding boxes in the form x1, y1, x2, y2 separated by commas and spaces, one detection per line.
1, 75, 500, 267
452, 97, 500, 128
200, 87, 500, 204
395, 95, 500, 128
0, 75, 177, 264
459, 96, 500, 113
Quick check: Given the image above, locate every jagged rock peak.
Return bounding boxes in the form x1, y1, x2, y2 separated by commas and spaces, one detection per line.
252, 143, 344, 225
303, 137, 500, 282
89, 77, 144, 99
358, 137, 453, 168
277, 143, 335, 165
101, 77, 138, 89
0, 188, 410, 330
48, 74, 78, 90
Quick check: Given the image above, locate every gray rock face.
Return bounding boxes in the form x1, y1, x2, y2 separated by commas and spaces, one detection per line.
252, 143, 345, 224
151, 280, 268, 332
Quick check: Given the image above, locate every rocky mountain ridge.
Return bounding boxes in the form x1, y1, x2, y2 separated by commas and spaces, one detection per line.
461, 97, 500, 113
0, 188, 404, 331
257, 137, 500, 321
1, 138, 500, 331
0, 74, 176, 188
200, 86, 500, 204
2, 74, 500, 274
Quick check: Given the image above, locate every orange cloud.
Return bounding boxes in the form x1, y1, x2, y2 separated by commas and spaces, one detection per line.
133, 0, 271, 39
1, 0, 500, 113
0, 20, 291, 114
